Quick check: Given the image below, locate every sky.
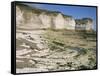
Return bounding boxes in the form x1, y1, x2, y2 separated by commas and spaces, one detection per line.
24, 3, 97, 31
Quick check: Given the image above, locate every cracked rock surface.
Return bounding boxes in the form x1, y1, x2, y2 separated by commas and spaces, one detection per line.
16, 30, 97, 73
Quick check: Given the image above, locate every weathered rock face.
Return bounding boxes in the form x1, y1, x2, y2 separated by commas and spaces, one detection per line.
16, 3, 93, 30
39, 13, 52, 28
64, 17, 76, 30
75, 18, 93, 30
53, 13, 66, 29
16, 6, 43, 29
16, 28, 96, 73
16, 4, 76, 30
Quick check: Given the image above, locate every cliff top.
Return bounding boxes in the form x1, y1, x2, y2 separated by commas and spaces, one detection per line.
75, 18, 93, 25
16, 3, 72, 18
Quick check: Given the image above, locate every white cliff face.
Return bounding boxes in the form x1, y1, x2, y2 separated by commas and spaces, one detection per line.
75, 19, 93, 30
16, 4, 93, 30
65, 18, 76, 30
85, 21, 93, 30
16, 6, 24, 27
16, 5, 76, 30
39, 13, 52, 28
53, 13, 66, 29
16, 6, 43, 29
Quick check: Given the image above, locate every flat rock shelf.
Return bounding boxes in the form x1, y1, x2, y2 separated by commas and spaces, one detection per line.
16, 29, 96, 73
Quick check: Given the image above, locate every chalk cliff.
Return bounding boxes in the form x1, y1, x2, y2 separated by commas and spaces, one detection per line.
75, 18, 93, 30
16, 3, 93, 30
16, 3, 96, 73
